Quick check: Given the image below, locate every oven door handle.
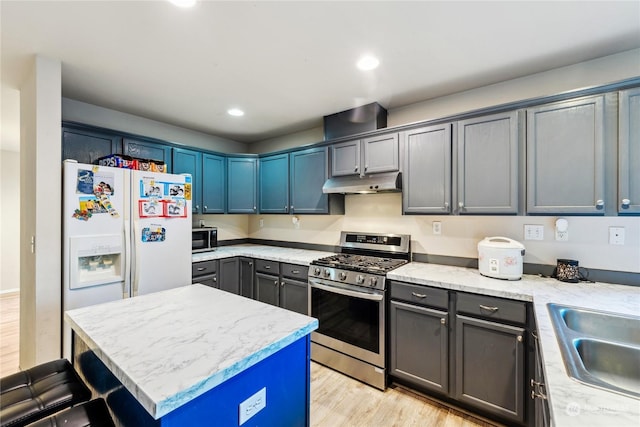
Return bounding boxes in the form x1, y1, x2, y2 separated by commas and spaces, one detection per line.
309, 280, 384, 301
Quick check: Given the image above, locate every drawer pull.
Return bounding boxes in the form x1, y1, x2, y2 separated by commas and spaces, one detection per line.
197, 267, 206, 272
292, 270, 300, 274
440, 318, 446, 325
479, 304, 499, 312
411, 292, 427, 298
265, 265, 271, 269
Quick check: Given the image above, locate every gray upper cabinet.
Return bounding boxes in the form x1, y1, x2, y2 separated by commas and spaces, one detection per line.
618, 88, 640, 214
402, 124, 452, 214
330, 133, 399, 177
62, 126, 121, 164
331, 139, 361, 176
526, 95, 606, 214
290, 147, 333, 214
456, 112, 519, 215
227, 157, 257, 214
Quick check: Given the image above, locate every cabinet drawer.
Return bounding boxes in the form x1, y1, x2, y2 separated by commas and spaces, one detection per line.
192, 260, 218, 278
192, 274, 217, 288
255, 259, 280, 274
456, 293, 526, 325
281, 263, 308, 280
390, 281, 448, 309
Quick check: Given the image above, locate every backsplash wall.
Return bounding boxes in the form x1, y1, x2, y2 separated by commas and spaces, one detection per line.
248, 193, 640, 274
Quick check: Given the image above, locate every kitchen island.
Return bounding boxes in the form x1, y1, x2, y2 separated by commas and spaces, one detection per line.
64, 284, 318, 426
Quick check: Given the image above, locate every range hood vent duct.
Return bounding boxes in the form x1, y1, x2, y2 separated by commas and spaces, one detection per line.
323, 102, 387, 140
322, 172, 402, 194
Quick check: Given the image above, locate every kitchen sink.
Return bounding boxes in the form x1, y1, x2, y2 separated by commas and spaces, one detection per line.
547, 303, 640, 400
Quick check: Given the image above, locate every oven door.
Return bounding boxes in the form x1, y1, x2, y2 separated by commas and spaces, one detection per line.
309, 277, 385, 367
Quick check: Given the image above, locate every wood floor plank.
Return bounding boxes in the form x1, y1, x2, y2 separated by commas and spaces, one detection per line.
0, 291, 20, 377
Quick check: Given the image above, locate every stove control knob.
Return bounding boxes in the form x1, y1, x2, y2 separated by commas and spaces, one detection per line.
356, 274, 365, 284
323, 268, 331, 278
339, 272, 347, 281
369, 277, 378, 287
313, 267, 321, 276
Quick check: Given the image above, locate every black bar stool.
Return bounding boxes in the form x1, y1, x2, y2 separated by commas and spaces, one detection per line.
25, 399, 114, 427
0, 359, 91, 427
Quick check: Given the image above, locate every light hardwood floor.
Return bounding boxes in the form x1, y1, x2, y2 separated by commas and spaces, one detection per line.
0, 291, 20, 377
0, 292, 496, 426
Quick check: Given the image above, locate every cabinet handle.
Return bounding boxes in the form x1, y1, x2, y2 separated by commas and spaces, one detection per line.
621, 198, 631, 209
197, 267, 206, 271
249, 262, 253, 266
265, 265, 271, 269
411, 292, 427, 298
365, 165, 368, 171
281, 281, 285, 287
274, 280, 278, 285
596, 199, 604, 209
443, 202, 449, 210
204, 205, 208, 210
479, 304, 499, 312
458, 202, 464, 209
530, 379, 547, 400
195, 205, 200, 210
213, 277, 217, 282
517, 335, 523, 342
354, 166, 358, 172
253, 206, 256, 211
440, 318, 446, 325
285, 205, 288, 212
292, 270, 300, 274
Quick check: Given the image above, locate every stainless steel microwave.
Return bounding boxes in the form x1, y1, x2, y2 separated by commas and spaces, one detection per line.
192, 227, 217, 253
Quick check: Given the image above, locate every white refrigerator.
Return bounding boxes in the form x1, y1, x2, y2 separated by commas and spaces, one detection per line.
62, 159, 192, 359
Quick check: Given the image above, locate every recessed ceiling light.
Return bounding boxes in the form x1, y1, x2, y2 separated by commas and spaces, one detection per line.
168, 0, 197, 8
227, 108, 245, 117
357, 55, 380, 71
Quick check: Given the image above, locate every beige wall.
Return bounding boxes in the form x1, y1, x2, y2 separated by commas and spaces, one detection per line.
20, 56, 62, 368
192, 214, 249, 242
62, 98, 249, 154
1, 150, 20, 292
245, 49, 640, 274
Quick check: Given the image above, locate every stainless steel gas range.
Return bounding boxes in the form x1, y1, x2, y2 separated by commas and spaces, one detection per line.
308, 231, 411, 390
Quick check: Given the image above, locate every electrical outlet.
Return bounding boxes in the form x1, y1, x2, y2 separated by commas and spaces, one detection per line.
239, 387, 266, 425
609, 227, 625, 245
259, 219, 264, 228
432, 221, 442, 235
524, 225, 544, 241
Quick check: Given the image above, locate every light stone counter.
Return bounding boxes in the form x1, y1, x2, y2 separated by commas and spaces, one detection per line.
192, 244, 335, 266
387, 263, 640, 427
64, 284, 318, 419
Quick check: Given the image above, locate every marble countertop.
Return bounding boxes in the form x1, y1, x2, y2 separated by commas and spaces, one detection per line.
388, 263, 640, 427
64, 284, 318, 419
192, 244, 335, 266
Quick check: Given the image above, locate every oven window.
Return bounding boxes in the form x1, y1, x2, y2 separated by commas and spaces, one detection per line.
311, 287, 379, 354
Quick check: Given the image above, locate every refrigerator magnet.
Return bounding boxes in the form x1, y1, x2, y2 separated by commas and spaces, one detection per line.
184, 183, 192, 201
140, 178, 162, 198
139, 200, 162, 217
141, 226, 166, 243
168, 183, 184, 197
76, 169, 94, 194
163, 200, 186, 218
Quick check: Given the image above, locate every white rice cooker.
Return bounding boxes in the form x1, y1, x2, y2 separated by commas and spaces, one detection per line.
477, 237, 525, 280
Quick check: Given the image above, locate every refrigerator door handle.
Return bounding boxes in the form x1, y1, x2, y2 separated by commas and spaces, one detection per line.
123, 222, 132, 298
132, 220, 140, 297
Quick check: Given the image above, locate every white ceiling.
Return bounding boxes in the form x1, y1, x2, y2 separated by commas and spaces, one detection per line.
2, 0, 639, 152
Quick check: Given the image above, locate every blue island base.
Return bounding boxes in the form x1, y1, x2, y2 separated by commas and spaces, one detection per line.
73, 333, 312, 427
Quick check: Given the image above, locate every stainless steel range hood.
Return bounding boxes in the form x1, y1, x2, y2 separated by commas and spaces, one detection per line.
322, 172, 402, 194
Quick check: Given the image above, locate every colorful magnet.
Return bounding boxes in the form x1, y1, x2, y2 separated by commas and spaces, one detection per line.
141, 226, 166, 242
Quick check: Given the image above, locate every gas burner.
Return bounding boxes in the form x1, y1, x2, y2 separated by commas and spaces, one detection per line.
312, 253, 408, 275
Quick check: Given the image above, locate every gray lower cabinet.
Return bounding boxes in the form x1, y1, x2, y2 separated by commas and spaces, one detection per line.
456, 111, 520, 214
402, 124, 453, 214
532, 329, 550, 427
191, 260, 218, 288
526, 95, 606, 214
455, 314, 526, 424
618, 87, 640, 214
218, 258, 240, 294
389, 300, 449, 394
255, 260, 309, 314
239, 257, 255, 299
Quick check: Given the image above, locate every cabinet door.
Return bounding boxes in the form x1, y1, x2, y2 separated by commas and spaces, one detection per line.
239, 258, 255, 299
390, 301, 449, 394
290, 147, 329, 214
173, 148, 202, 214
331, 140, 361, 176
255, 272, 279, 306
532, 332, 550, 427
280, 278, 308, 315
457, 112, 519, 214
62, 127, 121, 164
202, 153, 226, 214
455, 315, 525, 424
527, 96, 605, 214
618, 88, 640, 214
259, 154, 289, 214
218, 258, 240, 295
402, 124, 452, 214
123, 138, 173, 172
363, 133, 399, 174
227, 157, 257, 214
